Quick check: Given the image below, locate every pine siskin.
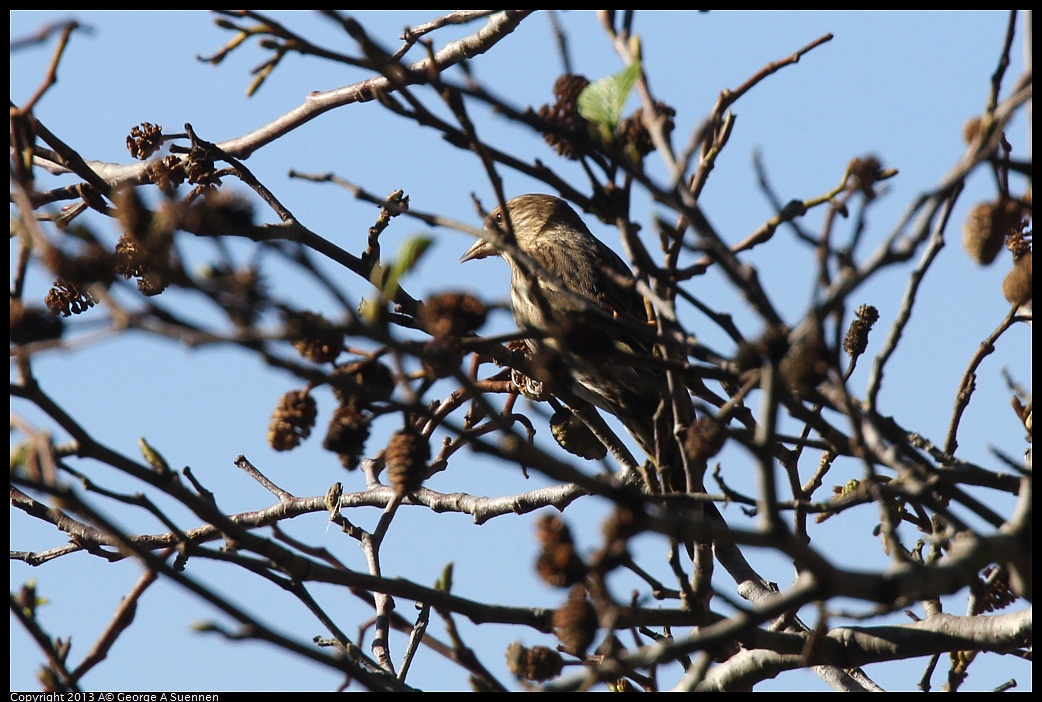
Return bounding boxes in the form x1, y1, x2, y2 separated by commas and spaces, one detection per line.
460, 193, 672, 462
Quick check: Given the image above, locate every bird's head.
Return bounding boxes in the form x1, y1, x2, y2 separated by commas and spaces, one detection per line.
459, 194, 583, 263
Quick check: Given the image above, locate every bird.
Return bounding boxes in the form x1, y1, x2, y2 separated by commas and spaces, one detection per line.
460, 193, 676, 468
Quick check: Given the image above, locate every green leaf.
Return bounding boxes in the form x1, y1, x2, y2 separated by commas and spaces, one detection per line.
434, 562, 454, 592
383, 234, 434, 299
577, 59, 642, 130
10, 441, 30, 474
358, 296, 384, 325
139, 437, 170, 475
361, 234, 433, 325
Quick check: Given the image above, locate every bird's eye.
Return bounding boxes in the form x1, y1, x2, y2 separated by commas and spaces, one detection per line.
494, 212, 503, 223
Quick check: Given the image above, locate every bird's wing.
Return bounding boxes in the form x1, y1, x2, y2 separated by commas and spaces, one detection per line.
524, 233, 644, 319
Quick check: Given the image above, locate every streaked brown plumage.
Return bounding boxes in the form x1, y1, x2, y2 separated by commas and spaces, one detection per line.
461, 193, 669, 460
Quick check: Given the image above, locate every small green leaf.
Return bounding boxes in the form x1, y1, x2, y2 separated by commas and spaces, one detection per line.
10, 441, 31, 473
139, 437, 170, 475
577, 59, 642, 130
358, 296, 384, 325
361, 235, 433, 324
383, 234, 433, 299
434, 562, 454, 592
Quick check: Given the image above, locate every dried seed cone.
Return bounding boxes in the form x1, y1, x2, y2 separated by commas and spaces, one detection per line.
549, 407, 607, 461
962, 117, 982, 145
322, 405, 371, 469
42, 242, 115, 293
418, 291, 487, 339
112, 189, 175, 296
147, 155, 187, 192
962, 199, 1022, 265
386, 427, 430, 495
114, 232, 149, 279
848, 156, 885, 199
617, 101, 676, 163
419, 337, 465, 380
843, 304, 880, 358
44, 279, 96, 317
202, 264, 266, 327
535, 514, 587, 588
286, 310, 344, 364
136, 270, 170, 297
552, 585, 598, 656
1002, 250, 1032, 308
10, 300, 64, 345
683, 415, 726, 466
330, 359, 395, 408
126, 122, 164, 160
601, 506, 642, 553
268, 390, 318, 452
780, 327, 830, 400
505, 642, 564, 682
537, 74, 592, 160
45, 286, 77, 318
975, 565, 1017, 613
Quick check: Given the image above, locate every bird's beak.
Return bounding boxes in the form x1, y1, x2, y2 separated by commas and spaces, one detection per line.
459, 238, 499, 263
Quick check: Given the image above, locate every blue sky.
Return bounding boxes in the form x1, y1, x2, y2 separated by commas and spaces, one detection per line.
10, 11, 1032, 692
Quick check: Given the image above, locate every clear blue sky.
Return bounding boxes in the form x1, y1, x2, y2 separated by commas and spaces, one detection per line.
11, 10, 1031, 692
